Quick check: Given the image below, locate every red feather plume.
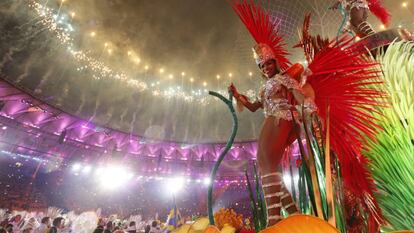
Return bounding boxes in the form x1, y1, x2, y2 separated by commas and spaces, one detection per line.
293, 13, 330, 64
229, 0, 291, 70
307, 37, 386, 231
368, 0, 391, 26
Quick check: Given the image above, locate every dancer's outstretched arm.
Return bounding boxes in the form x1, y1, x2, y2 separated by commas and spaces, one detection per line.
228, 83, 262, 112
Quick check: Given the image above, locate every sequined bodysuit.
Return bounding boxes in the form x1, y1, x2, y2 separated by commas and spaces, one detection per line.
259, 74, 300, 123
341, 0, 369, 10
259, 74, 317, 124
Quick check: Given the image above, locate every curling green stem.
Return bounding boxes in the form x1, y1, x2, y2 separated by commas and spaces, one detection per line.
207, 91, 239, 225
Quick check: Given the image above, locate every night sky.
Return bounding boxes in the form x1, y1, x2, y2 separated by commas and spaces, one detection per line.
0, 0, 412, 143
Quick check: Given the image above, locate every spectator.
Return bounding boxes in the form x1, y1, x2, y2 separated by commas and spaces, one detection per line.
49, 217, 64, 233
21, 217, 39, 233
126, 221, 136, 233
34, 217, 50, 233
104, 221, 113, 233
92, 228, 104, 233
0, 219, 9, 229
98, 219, 106, 228
149, 221, 161, 233
5, 224, 13, 233
9, 215, 22, 232
21, 228, 32, 233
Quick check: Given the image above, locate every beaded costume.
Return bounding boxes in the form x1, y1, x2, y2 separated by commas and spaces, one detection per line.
341, 0, 369, 10
335, 0, 390, 38
259, 74, 301, 123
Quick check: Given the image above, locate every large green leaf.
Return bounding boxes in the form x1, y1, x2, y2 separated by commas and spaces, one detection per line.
363, 42, 414, 232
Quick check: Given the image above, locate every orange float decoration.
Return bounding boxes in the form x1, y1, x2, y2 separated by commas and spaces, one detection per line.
260, 215, 339, 233
202, 226, 221, 233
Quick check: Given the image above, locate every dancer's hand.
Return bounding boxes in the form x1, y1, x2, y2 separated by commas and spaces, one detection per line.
228, 83, 240, 98
277, 103, 292, 111
303, 68, 313, 77
300, 68, 313, 87
400, 29, 414, 41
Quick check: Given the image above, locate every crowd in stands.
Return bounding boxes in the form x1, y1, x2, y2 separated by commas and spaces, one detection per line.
0, 208, 168, 233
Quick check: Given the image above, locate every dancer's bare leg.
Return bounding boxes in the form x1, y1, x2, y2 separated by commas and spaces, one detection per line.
280, 182, 299, 215
350, 7, 375, 37
257, 119, 298, 226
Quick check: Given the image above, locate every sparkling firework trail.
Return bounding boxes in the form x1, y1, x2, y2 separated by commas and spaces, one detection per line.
26, 0, 257, 104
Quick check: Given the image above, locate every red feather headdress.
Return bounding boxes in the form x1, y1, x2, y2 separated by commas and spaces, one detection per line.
368, 0, 391, 26
229, 0, 291, 70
